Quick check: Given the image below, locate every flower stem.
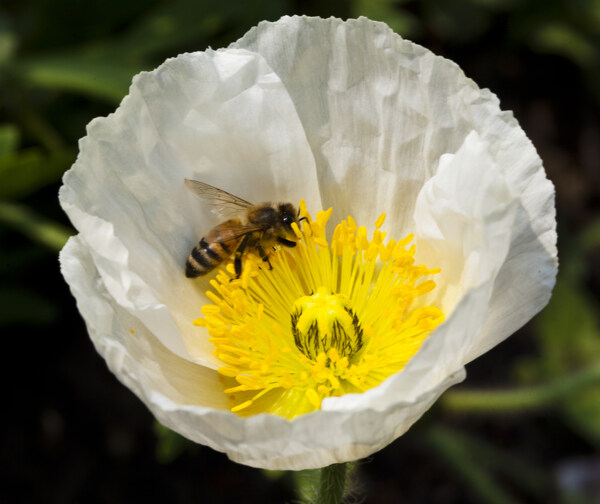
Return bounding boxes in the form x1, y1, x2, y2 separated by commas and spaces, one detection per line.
442, 361, 600, 413
316, 463, 348, 504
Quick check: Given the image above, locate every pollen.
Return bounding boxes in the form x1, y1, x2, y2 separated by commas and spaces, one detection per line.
194, 201, 445, 419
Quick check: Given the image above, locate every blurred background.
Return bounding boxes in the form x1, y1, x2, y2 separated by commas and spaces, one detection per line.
1, 0, 599, 503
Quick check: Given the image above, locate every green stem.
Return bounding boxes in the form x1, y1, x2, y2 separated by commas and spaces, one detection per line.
442, 361, 600, 413
316, 463, 348, 504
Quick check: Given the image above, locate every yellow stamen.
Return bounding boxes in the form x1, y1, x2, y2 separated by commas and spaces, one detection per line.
291, 221, 302, 239
193, 205, 445, 419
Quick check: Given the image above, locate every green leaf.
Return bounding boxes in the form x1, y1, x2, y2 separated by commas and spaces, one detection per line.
531, 23, 597, 68
0, 124, 20, 157
0, 26, 16, 66
422, 0, 493, 43
0, 202, 73, 252
469, 0, 520, 8
0, 148, 74, 199
16, 53, 140, 103
12, 0, 239, 103
118, 0, 237, 59
352, 0, 420, 38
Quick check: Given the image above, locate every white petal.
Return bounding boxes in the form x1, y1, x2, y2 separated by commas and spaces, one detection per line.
60, 235, 466, 469
60, 237, 228, 408
60, 48, 321, 365
233, 17, 485, 229
414, 131, 517, 311
326, 131, 517, 411
235, 15, 557, 361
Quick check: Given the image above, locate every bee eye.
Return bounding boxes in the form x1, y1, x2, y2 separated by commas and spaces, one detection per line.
278, 204, 297, 229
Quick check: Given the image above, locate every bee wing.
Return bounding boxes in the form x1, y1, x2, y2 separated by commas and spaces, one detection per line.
185, 179, 254, 218
226, 223, 272, 241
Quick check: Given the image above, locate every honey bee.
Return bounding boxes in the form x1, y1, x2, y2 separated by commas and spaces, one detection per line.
184, 179, 301, 278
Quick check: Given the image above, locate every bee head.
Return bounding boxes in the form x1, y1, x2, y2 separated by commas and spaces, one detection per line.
278, 203, 298, 232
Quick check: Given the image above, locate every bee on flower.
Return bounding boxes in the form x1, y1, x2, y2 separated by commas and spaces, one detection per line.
183, 179, 302, 279
59, 16, 557, 470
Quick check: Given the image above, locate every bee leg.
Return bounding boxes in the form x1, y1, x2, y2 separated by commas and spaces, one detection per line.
297, 216, 311, 233
256, 245, 273, 270
298, 215, 308, 225
234, 234, 250, 279
277, 237, 297, 248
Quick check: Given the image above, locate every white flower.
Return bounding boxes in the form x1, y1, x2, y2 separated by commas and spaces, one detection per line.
59, 16, 557, 470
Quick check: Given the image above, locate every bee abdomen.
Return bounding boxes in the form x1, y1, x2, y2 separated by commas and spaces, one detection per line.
185, 238, 232, 278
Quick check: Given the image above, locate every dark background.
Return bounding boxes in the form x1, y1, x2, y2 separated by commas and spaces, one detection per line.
1, 1, 599, 503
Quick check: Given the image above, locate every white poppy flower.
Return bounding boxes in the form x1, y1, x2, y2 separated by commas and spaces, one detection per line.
59, 16, 557, 470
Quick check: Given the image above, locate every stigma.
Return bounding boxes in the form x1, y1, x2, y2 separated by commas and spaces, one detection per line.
291, 287, 363, 360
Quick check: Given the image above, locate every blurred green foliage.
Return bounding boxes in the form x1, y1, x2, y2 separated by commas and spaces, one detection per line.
428, 426, 595, 504
1, 1, 599, 503
517, 220, 600, 448
153, 421, 199, 463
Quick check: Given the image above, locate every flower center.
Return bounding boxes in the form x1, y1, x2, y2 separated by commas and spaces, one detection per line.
193, 201, 445, 419
291, 287, 364, 360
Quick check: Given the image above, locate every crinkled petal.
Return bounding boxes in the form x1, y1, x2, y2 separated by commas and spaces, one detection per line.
60, 48, 321, 365
60, 237, 228, 408
232, 16, 484, 229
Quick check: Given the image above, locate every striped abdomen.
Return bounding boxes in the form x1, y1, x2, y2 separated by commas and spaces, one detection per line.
185, 219, 241, 278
